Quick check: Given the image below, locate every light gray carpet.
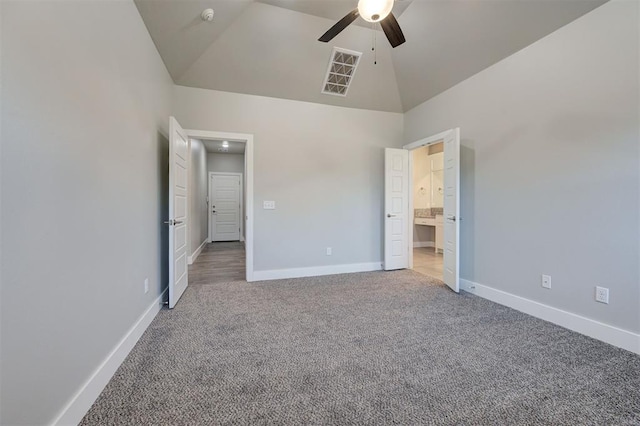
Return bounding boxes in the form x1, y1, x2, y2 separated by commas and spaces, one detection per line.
81, 270, 640, 425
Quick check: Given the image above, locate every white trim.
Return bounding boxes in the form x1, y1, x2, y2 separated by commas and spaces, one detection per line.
253, 262, 383, 282
413, 241, 435, 248
185, 129, 254, 282
51, 289, 168, 425
208, 172, 243, 243
460, 279, 640, 355
188, 239, 207, 265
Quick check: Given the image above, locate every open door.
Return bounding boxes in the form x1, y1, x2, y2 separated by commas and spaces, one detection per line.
168, 117, 189, 308
442, 129, 460, 292
384, 148, 409, 270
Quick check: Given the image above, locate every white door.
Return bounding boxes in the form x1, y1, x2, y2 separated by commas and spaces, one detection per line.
384, 148, 409, 270
210, 174, 241, 242
442, 129, 460, 293
168, 117, 189, 309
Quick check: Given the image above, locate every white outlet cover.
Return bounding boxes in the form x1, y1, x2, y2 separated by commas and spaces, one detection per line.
263, 201, 275, 210
541, 274, 551, 289
326, 247, 332, 256
595, 286, 609, 304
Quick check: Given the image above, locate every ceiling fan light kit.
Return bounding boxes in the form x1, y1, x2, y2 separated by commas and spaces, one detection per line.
358, 0, 394, 23
318, 0, 406, 48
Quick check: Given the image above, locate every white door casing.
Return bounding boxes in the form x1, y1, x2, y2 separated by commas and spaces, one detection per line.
168, 117, 189, 309
442, 129, 460, 293
403, 128, 461, 293
384, 148, 409, 270
209, 173, 241, 242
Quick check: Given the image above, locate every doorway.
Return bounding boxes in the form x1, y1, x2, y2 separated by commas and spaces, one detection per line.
209, 172, 243, 242
187, 133, 252, 283
411, 142, 444, 280
166, 117, 255, 309
384, 128, 460, 293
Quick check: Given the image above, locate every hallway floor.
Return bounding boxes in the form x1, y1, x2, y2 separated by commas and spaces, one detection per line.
189, 242, 245, 284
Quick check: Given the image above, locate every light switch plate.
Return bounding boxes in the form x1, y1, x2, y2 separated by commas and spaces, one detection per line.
263, 201, 275, 210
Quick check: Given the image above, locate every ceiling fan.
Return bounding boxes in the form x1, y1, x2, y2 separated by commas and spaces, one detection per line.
318, 0, 406, 48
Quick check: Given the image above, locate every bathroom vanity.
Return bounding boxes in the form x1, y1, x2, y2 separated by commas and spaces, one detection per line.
414, 214, 443, 253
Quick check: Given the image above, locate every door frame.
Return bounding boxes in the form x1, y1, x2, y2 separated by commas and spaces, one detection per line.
403, 128, 459, 272
185, 129, 255, 282
208, 172, 243, 243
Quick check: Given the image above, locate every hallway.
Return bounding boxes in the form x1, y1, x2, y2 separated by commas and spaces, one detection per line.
189, 242, 246, 284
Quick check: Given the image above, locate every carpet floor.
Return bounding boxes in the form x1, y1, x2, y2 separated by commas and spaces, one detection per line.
81, 270, 640, 425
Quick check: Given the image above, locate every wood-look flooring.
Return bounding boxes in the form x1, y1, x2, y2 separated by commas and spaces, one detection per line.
413, 247, 443, 280
188, 242, 246, 284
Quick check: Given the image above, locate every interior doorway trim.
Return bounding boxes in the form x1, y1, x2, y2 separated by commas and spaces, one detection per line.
185, 129, 255, 282
208, 172, 244, 243
403, 129, 457, 272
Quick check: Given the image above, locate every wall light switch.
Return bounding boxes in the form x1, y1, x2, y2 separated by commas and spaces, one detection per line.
263, 201, 276, 210
326, 247, 332, 256
144, 278, 149, 294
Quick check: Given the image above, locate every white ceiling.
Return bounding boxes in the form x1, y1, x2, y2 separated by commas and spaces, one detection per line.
135, 0, 607, 113
199, 139, 246, 154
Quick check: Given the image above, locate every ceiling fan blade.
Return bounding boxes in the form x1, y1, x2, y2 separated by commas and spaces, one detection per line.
318, 9, 359, 42
380, 12, 406, 48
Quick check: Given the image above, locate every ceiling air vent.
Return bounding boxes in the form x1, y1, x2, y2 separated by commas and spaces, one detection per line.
321, 47, 362, 97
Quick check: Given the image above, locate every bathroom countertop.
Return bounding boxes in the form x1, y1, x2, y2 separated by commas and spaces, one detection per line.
415, 208, 443, 218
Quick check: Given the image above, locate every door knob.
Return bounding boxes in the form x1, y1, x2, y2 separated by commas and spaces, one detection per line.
387, 214, 397, 218
447, 215, 456, 222
212, 210, 217, 213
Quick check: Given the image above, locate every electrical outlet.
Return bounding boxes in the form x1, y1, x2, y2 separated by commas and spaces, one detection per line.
595, 286, 609, 304
144, 278, 149, 294
263, 201, 275, 210
541, 274, 551, 289
326, 247, 332, 256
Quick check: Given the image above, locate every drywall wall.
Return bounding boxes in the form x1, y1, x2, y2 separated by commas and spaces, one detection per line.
404, 0, 639, 333
207, 152, 245, 175
0, 1, 173, 424
174, 86, 404, 272
189, 139, 208, 255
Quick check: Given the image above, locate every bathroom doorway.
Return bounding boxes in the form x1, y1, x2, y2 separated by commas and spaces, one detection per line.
411, 142, 444, 280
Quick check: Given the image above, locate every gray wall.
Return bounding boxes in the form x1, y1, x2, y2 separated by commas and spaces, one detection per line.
0, 1, 173, 424
404, 0, 639, 333
189, 139, 208, 254
207, 152, 245, 174
174, 86, 404, 271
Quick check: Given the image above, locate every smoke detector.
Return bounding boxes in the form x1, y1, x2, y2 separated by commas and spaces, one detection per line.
201, 9, 214, 22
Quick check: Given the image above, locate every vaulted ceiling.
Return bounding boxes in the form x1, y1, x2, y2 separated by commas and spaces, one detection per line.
135, 0, 607, 113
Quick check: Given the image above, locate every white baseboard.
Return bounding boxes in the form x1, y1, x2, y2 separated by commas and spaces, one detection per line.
253, 262, 383, 282
188, 240, 207, 265
413, 241, 434, 248
51, 289, 168, 425
460, 279, 640, 355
